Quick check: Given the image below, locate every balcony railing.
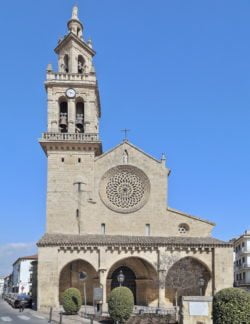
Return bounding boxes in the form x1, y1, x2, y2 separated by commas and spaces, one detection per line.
41, 132, 99, 142
46, 71, 96, 82
235, 279, 249, 286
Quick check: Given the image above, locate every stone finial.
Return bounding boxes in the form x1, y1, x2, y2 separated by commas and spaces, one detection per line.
87, 39, 93, 48
90, 65, 96, 73
46, 63, 53, 72
72, 5, 79, 20
161, 153, 166, 164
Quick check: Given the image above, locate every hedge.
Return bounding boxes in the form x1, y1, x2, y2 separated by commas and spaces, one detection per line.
62, 287, 82, 314
213, 287, 250, 324
108, 287, 134, 323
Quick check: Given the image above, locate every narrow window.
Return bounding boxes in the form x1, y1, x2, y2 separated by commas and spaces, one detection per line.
78, 55, 85, 73
76, 209, 79, 218
59, 100, 68, 133
61, 157, 64, 162
122, 150, 129, 164
101, 223, 106, 234
75, 101, 84, 133
64, 54, 69, 73
145, 224, 150, 236
78, 158, 81, 163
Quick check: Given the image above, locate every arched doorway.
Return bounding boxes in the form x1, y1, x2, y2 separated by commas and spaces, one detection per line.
111, 266, 136, 303
107, 257, 158, 306
59, 259, 99, 305
165, 257, 211, 305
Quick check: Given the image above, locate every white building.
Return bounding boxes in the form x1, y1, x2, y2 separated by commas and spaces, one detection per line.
12, 255, 37, 294
0, 277, 4, 294
234, 230, 250, 290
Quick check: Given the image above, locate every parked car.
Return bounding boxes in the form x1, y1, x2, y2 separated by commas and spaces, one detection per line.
4, 292, 31, 308
13, 294, 32, 308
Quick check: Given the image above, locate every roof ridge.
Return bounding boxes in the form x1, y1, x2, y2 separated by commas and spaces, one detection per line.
167, 207, 215, 226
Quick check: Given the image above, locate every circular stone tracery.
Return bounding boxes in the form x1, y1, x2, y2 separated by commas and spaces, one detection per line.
99, 165, 150, 213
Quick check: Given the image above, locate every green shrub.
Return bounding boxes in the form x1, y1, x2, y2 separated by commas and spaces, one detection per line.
108, 287, 134, 323
62, 287, 82, 314
213, 288, 250, 324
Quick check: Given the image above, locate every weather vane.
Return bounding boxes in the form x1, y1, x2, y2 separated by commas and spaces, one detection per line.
121, 128, 130, 141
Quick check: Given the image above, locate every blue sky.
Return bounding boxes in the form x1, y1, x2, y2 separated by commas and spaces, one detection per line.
0, 0, 250, 276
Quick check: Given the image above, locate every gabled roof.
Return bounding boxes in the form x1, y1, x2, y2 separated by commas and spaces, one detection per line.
95, 140, 164, 165
168, 207, 215, 226
54, 32, 96, 56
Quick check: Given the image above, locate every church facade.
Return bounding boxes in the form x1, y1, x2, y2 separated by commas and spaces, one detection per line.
37, 7, 233, 311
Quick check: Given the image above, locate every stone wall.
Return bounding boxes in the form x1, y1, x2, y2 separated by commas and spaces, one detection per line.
37, 243, 233, 311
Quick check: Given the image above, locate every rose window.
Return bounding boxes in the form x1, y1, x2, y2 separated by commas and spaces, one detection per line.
99, 165, 150, 213
178, 223, 190, 234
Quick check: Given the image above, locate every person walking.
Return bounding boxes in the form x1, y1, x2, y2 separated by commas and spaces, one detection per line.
19, 300, 25, 312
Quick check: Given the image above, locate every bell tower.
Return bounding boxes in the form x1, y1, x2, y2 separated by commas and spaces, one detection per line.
39, 6, 102, 234
40, 5, 101, 150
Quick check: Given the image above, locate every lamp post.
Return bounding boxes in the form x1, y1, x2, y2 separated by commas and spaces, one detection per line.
79, 271, 88, 316
198, 277, 205, 296
117, 270, 125, 287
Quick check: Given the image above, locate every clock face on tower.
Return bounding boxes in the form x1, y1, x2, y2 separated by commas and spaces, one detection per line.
66, 88, 76, 98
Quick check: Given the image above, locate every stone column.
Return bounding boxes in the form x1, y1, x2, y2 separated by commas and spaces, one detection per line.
99, 269, 108, 312
158, 270, 167, 307
84, 100, 91, 133
67, 99, 75, 132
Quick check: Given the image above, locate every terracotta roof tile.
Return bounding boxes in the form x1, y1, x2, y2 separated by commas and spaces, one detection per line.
37, 233, 231, 247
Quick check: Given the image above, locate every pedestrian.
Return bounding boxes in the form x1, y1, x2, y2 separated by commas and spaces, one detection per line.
19, 300, 25, 312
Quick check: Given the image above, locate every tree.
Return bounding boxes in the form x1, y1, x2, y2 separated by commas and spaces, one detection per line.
213, 288, 250, 324
108, 286, 134, 323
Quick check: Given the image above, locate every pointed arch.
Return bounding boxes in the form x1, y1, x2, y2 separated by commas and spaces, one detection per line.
59, 259, 98, 305
165, 256, 211, 305
107, 256, 158, 306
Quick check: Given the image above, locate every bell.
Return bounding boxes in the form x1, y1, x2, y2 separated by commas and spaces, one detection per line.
59, 113, 67, 129
76, 113, 84, 129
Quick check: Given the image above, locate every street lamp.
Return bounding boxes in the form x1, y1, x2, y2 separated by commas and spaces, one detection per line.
198, 277, 205, 296
79, 271, 88, 316
117, 270, 125, 287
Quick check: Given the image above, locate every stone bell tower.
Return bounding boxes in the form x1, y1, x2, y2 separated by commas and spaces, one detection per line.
39, 6, 102, 234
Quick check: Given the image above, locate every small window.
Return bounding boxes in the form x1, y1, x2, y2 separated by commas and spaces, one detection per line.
101, 223, 106, 234
78, 158, 81, 163
178, 223, 189, 234
76, 209, 79, 218
61, 157, 64, 162
145, 224, 150, 236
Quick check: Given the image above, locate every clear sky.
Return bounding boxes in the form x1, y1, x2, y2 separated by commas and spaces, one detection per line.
0, 0, 250, 276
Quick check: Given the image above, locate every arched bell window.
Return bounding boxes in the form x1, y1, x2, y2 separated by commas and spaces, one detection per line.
78, 55, 85, 74
63, 54, 69, 73
59, 98, 68, 133
75, 99, 84, 133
